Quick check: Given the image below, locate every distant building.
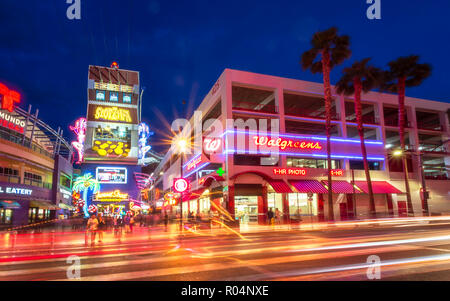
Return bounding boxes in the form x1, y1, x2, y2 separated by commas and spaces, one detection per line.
0, 83, 74, 228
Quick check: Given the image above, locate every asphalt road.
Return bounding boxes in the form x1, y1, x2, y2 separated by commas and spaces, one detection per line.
1, 218, 450, 281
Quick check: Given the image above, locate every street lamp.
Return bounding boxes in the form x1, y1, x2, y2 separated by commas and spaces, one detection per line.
173, 135, 189, 232
392, 149, 429, 216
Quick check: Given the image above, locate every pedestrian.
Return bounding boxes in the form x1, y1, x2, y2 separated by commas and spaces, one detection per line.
275, 208, 281, 225
267, 208, 274, 226
163, 211, 168, 231
113, 215, 123, 238
124, 214, 131, 233
97, 214, 105, 243
130, 215, 135, 233
86, 214, 99, 245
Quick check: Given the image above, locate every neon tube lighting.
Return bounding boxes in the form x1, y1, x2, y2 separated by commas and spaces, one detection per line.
223, 149, 385, 161
183, 153, 201, 168
184, 162, 210, 178
222, 130, 384, 145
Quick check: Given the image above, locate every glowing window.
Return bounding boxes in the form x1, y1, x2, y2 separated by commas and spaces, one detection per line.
110, 92, 119, 102
123, 93, 131, 103
96, 90, 105, 101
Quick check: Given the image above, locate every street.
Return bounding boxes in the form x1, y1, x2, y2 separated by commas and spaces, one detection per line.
1, 217, 450, 281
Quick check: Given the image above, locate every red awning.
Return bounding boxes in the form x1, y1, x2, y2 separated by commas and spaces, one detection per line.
267, 180, 293, 193
182, 188, 207, 202
322, 180, 361, 194
354, 181, 404, 194
289, 180, 328, 194
200, 175, 225, 187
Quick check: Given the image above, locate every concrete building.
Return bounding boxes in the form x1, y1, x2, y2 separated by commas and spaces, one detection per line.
152, 69, 450, 224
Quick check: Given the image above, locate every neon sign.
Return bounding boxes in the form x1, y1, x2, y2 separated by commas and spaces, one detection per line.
0, 111, 25, 133
96, 167, 127, 184
138, 122, 153, 160
94, 106, 132, 122
253, 136, 322, 150
173, 178, 189, 193
0, 83, 21, 112
203, 137, 221, 154
331, 169, 344, 176
186, 156, 202, 171
94, 82, 133, 93
69, 118, 87, 164
96, 190, 129, 199
273, 168, 307, 176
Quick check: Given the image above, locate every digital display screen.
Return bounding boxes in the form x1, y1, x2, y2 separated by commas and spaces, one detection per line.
96, 167, 127, 184
96, 90, 105, 100
110, 92, 119, 102
123, 94, 131, 103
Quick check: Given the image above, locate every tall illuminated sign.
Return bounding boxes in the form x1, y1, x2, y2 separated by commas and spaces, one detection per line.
94, 106, 132, 123
69, 117, 87, 164
138, 122, 153, 160
0, 83, 21, 112
73, 173, 100, 217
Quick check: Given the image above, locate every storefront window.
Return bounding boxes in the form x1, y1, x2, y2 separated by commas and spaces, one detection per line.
267, 193, 283, 213
235, 196, 258, 224
287, 157, 341, 169
288, 193, 317, 218
0, 209, 13, 224
199, 197, 210, 214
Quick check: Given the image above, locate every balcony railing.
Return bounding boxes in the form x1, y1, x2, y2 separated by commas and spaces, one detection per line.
23, 178, 52, 189
284, 106, 340, 120
384, 118, 411, 128
232, 101, 278, 114
417, 123, 443, 131
346, 115, 379, 125
0, 127, 54, 159
418, 143, 447, 154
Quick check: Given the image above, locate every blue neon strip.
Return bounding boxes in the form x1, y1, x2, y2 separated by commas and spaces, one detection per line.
222, 130, 384, 145
184, 162, 210, 178
183, 153, 201, 168
223, 149, 385, 161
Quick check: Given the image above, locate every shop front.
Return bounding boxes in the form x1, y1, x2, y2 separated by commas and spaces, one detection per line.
0, 182, 54, 227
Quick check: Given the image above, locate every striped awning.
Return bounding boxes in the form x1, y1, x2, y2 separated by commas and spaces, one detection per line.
30, 200, 59, 210
182, 188, 207, 202
289, 180, 328, 194
354, 181, 403, 194
322, 181, 361, 194
267, 180, 293, 193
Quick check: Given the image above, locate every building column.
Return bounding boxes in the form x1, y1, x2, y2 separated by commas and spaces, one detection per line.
258, 186, 268, 225
282, 193, 290, 223
227, 185, 235, 220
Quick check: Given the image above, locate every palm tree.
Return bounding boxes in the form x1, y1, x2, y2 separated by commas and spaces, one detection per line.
382, 56, 431, 217
73, 173, 100, 217
301, 27, 351, 221
336, 58, 384, 219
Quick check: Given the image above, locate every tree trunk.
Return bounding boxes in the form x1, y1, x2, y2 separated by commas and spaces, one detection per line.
321, 50, 334, 222
398, 77, 414, 216
354, 77, 376, 218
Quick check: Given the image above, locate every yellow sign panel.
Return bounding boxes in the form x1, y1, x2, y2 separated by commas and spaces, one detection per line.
94, 106, 132, 123
96, 190, 129, 201
94, 82, 134, 93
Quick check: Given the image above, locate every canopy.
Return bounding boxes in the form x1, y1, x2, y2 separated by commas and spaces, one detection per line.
322, 181, 362, 194
288, 180, 328, 194
267, 180, 293, 193
30, 200, 59, 210
58, 203, 75, 210
354, 181, 404, 194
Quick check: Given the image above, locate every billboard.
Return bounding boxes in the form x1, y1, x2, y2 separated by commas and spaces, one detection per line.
96, 167, 128, 184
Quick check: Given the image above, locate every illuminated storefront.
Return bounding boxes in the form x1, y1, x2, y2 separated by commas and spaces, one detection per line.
0, 82, 74, 227
152, 69, 450, 224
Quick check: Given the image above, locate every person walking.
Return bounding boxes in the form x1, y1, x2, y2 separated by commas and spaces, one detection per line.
163, 212, 169, 231
124, 214, 131, 233
275, 208, 281, 226
129, 214, 135, 233
86, 214, 99, 246
267, 208, 274, 226
97, 214, 105, 243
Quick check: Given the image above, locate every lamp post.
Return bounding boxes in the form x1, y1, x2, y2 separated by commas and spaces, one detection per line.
393, 149, 429, 216
175, 137, 188, 232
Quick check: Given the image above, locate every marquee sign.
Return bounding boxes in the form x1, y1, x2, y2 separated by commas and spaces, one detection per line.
95, 190, 128, 201
94, 106, 132, 122
0, 83, 21, 112
0, 186, 32, 195
96, 167, 127, 184
253, 136, 322, 151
